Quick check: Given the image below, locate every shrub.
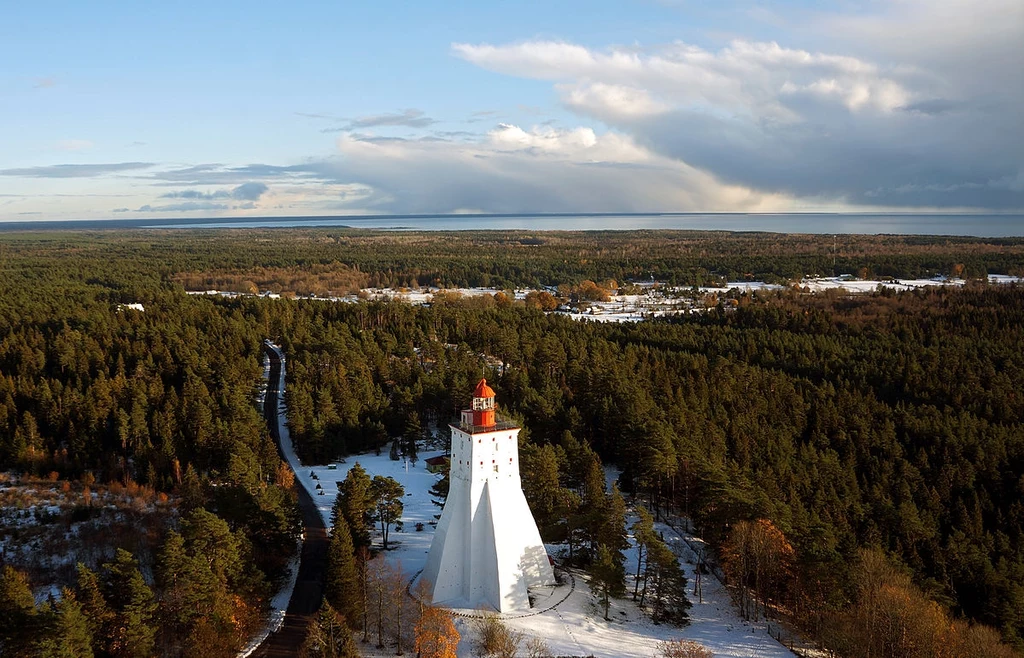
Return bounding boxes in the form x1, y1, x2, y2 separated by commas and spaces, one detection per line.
474, 614, 523, 658
658, 639, 713, 658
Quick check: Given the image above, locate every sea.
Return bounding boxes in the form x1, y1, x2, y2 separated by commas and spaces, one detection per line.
2, 213, 1023, 237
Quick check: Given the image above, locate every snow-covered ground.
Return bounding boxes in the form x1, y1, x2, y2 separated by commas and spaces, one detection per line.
268, 357, 797, 658
297, 444, 797, 656
189, 273, 1021, 325
986, 274, 1023, 285
798, 275, 961, 293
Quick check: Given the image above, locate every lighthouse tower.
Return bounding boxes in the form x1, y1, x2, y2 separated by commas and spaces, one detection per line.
418, 379, 555, 612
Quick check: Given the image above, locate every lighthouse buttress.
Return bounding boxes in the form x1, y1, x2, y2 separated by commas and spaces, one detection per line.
417, 379, 555, 612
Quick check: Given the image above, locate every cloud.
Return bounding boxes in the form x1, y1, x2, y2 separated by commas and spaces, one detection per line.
0, 162, 155, 178
145, 163, 317, 186
560, 83, 669, 118
898, 99, 961, 116
431, 130, 478, 140
489, 123, 598, 151
452, 7, 1023, 210
159, 182, 269, 201
32, 77, 56, 88
309, 124, 794, 214
114, 125, 807, 216
55, 139, 94, 151
295, 112, 341, 121
137, 201, 230, 213
466, 110, 501, 123
345, 108, 436, 129
301, 109, 437, 132
455, 39, 913, 120
230, 182, 268, 201
160, 189, 225, 200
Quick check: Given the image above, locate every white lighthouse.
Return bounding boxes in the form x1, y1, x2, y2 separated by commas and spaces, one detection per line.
418, 379, 555, 612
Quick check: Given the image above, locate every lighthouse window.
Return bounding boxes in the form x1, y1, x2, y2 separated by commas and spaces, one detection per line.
493, 464, 499, 473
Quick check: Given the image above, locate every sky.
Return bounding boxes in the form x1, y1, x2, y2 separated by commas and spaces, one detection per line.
1, 0, 1021, 220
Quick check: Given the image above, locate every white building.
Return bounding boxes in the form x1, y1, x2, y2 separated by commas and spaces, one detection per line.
418, 379, 555, 612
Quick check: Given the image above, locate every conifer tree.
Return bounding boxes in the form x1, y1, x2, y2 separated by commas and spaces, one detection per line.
645, 538, 690, 625
35, 588, 94, 658
180, 463, 205, 511
601, 484, 630, 555
300, 601, 359, 658
403, 411, 421, 462
155, 530, 190, 654
325, 514, 362, 629
102, 549, 157, 658
180, 508, 243, 588
519, 442, 568, 540
576, 451, 609, 559
428, 469, 450, 510
590, 544, 626, 621
0, 565, 36, 656
630, 506, 656, 600
156, 531, 188, 591
335, 462, 373, 549
74, 564, 111, 655
156, 528, 230, 654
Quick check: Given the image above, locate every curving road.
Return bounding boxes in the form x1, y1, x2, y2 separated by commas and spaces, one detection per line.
254, 344, 329, 657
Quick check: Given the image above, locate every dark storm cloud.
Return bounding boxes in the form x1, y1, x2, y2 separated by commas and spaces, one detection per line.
454, 0, 1023, 210
622, 106, 1023, 208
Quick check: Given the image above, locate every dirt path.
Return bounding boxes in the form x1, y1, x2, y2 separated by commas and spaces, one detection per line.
254, 344, 329, 658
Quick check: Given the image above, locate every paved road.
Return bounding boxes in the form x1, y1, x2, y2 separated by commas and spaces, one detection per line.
254, 344, 329, 658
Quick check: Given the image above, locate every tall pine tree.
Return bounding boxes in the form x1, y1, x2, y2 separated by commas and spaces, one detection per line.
74, 564, 111, 656
102, 549, 157, 658
590, 544, 626, 621
35, 588, 94, 658
0, 565, 37, 656
325, 515, 363, 629
335, 462, 373, 549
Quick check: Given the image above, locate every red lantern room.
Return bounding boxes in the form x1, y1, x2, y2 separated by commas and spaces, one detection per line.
471, 378, 496, 427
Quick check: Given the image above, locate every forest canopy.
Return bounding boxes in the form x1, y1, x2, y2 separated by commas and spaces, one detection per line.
0, 228, 1022, 654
